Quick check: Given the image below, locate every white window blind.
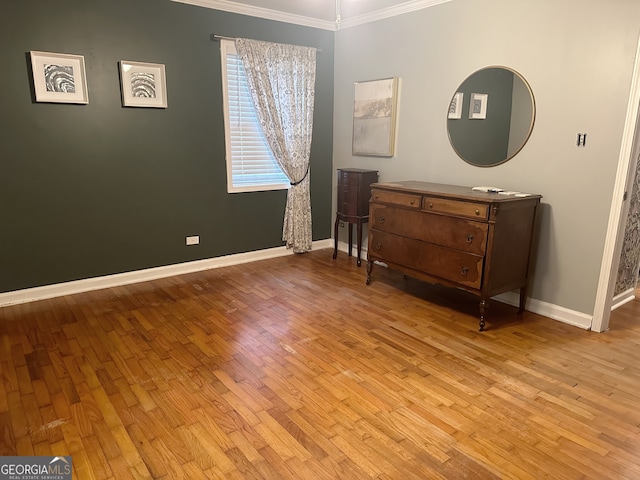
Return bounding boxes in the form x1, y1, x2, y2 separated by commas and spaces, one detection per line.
220, 39, 289, 193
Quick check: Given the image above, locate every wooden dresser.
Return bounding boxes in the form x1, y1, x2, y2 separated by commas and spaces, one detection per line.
333, 168, 379, 266
366, 181, 541, 331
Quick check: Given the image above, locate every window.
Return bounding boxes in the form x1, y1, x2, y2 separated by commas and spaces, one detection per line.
220, 39, 289, 193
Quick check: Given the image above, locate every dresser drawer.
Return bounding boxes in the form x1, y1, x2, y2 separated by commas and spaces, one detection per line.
422, 196, 489, 220
371, 189, 421, 209
370, 204, 488, 255
369, 230, 484, 289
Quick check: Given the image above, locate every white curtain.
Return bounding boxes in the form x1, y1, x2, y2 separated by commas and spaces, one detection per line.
235, 38, 317, 253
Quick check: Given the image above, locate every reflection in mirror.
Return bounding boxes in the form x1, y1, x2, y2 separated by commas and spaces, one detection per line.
447, 66, 535, 167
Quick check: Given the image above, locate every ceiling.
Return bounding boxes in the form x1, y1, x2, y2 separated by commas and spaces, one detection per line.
172, 0, 452, 30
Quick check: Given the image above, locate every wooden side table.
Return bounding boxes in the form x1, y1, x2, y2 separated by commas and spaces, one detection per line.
332, 168, 378, 266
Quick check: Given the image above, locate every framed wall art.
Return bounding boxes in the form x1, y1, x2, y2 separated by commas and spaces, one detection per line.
119, 60, 167, 108
448, 92, 463, 119
30, 51, 88, 104
352, 77, 398, 157
469, 93, 488, 119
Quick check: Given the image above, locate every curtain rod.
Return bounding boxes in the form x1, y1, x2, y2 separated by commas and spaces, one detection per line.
210, 34, 322, 52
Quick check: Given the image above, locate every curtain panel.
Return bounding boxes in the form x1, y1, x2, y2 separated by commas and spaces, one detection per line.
235, 38, 317, 253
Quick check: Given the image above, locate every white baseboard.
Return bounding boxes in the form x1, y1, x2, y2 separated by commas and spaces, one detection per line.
611, 288, 636, 310
0, 239, 333, 308
0, 238, 599, 332
493, 291, 593, 330
334, 240, 369, 259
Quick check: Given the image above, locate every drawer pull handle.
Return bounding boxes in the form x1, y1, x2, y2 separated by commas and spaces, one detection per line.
466, 234, 474, 243
429, 203, 434, 208
375, 243, 382, 251
410, 200, 415, 205
375, 194, 379, 199
461, 267, 469, 276
379, 216, 385, 224
475, 209, 480, 215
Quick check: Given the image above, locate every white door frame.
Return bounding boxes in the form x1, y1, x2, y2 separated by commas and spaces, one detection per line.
592, 33, 640, 332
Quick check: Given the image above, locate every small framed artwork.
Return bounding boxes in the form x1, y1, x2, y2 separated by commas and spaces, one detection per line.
119, 60, 167, 108
352, 77, 399, 157
469, 93, 488, 119
30, 51, 88, 104
448, 92, 463, 119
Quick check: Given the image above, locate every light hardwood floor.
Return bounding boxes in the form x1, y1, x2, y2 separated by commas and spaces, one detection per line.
1, 249, 639, 479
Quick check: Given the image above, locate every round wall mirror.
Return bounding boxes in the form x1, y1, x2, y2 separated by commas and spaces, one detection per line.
447, 66, 535, 167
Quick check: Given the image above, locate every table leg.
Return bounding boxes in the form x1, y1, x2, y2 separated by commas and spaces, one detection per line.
356, 220, 363, 266
332, 214, 339, 259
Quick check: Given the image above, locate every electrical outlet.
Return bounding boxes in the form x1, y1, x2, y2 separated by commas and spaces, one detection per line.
186, 235, 199, 245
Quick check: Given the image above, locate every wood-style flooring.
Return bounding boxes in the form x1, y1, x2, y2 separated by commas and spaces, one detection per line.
1, 249, 639, 479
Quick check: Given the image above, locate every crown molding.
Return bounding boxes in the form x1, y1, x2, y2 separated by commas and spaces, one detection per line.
171, 0, 452, 31
171, 0, 336, 30
340, 0, 452, 30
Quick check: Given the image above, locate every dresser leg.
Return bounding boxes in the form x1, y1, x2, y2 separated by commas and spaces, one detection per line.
518, 286, 526, 314
366, 261, 373, 285
479, 299, 488, 331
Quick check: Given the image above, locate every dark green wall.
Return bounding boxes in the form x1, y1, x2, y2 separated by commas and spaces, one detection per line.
0, 0, 334, 293
447, 68, 513, 166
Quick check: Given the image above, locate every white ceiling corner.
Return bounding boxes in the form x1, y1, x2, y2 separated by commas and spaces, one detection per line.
171, 0, 452, 31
